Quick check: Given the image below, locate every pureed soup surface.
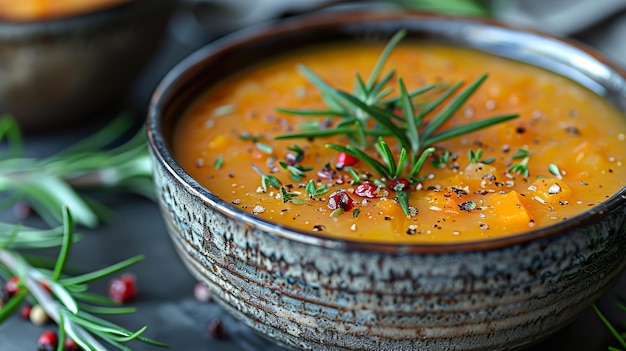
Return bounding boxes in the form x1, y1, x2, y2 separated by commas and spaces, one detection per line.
173, 41, 626, 243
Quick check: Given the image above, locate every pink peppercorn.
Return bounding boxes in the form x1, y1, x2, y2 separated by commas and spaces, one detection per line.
37, 331, 58, 351
327, 191, 354, 211
108, 273, 137, 303
335, 152, 359, 169
354, 182, 378, 198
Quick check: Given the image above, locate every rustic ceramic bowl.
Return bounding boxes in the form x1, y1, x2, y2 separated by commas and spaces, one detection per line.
147, 9, 626, 351
0, 0, 175, 131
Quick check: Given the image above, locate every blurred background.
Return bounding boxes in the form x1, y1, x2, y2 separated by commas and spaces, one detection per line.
1, 0, 626, 350
1, 0, 625, 132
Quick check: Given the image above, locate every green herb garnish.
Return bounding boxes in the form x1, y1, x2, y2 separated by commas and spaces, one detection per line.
549, 163, 563, 179
396, 191, 411, 217
508, 148, 532, 177
280, 187, 300, 203
330, 208, 344, 217
286, 145, 305, 163
431, 150, 452, 168
305, 180, 330, 197
212, 104, 235, 117
344, 166, 362, 185
275, 30, 518, 183
468, 148, 495, 164
279, 161, 313, 182
255, 142, 273, 154
251, 164, 282, 191
239, 132, 261, 142
214, 155, 224, 170
508, 158, 530, 178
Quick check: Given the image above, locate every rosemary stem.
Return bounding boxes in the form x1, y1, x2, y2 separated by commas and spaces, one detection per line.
0, 250, 108, 351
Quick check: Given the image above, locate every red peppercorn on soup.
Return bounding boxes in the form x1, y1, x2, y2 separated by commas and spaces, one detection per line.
171, 32, 626, 244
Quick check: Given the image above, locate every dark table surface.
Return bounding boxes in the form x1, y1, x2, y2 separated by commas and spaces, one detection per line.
2, 3, 626, 350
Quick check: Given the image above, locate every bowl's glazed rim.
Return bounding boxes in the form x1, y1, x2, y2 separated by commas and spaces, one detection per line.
148, 9, 626, 254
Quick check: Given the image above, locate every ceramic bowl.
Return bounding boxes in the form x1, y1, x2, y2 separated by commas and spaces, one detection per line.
147, 9, 626, 351
0, 0, 175, 131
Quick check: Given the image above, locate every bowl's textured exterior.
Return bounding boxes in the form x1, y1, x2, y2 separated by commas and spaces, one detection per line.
0, 0, 174, 131
148, 10, 626, 351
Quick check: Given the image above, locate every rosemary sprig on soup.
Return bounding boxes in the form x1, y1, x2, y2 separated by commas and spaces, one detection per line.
173, 31, 626, 243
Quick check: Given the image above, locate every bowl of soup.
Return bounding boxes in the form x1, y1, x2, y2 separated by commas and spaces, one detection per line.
147, 9, 626, 350
0, 0, 175, 131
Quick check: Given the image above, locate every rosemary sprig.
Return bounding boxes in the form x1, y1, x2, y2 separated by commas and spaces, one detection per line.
0, 208, 167, 350
275, 31, 518, 182
594, 303, 626, 350
0, 114, 168, 349
0, 114, 153, 229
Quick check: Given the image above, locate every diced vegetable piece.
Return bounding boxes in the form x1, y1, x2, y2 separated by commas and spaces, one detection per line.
490, 190, 534, 229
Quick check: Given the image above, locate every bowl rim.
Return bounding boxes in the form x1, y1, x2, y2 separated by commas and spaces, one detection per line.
147, 8, 626, 254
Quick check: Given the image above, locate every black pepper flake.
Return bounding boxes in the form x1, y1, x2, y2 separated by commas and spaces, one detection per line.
565, 126, 581, 136
458, 201, 477, 212
229, 172, 235, 178
482, 173, 497, 181
406, 226, 417, 235
479, 223, 490, 230
516, 126, 526, 134
384, 216, 392, 221
312, 224, 325, 231
451, 186, 468, 195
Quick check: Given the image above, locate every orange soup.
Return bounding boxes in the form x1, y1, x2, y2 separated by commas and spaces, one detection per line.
0, 0, 130, 20
173, 41, 626, 243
